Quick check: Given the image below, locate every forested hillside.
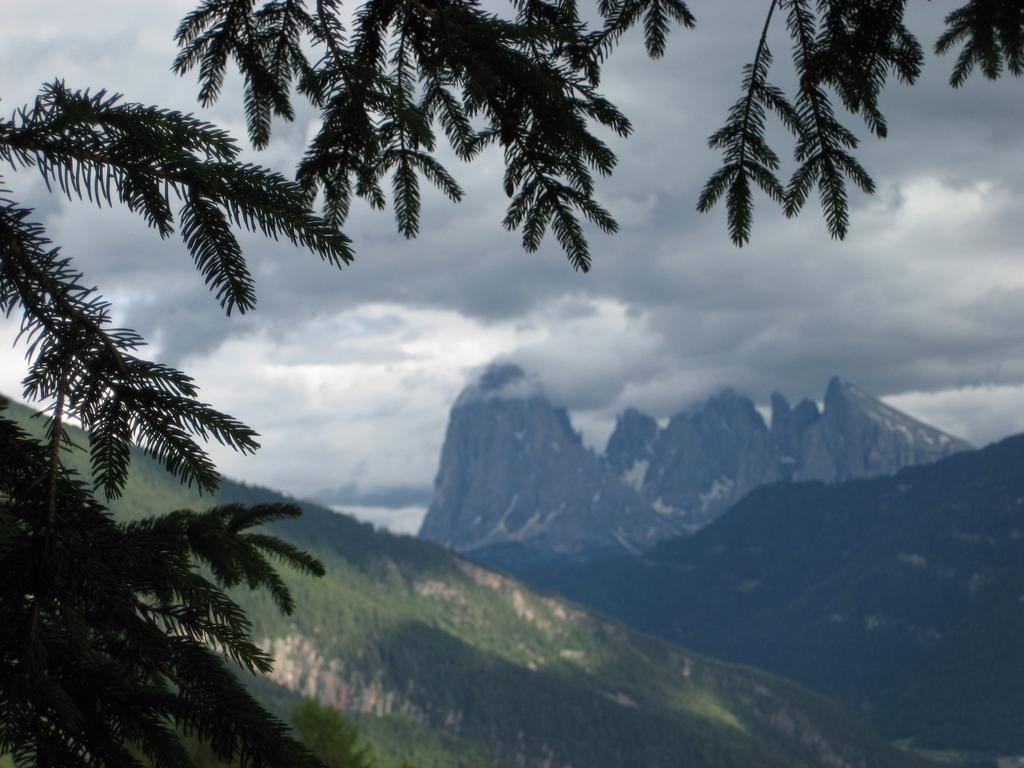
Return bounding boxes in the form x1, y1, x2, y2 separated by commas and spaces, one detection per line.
486, 436, 1024, 759
2, 397, 931, 768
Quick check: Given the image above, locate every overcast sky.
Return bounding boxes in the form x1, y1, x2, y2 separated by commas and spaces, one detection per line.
3, 2, 1023, 533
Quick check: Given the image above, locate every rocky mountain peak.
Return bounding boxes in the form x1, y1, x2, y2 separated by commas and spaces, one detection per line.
605, 408, 658, 475
770, 391, 791, 422
699, 388, 767, 433
793, 398, 821, 425
479, 362, 526, 392
421, 369, 973, 555
454, 362, 543, 408
421, 365, 674, 554
824, 374, 847, 406
805, 376, 973, 482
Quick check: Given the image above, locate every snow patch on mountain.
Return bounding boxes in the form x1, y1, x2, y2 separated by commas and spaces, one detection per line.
622, 459, 649, 491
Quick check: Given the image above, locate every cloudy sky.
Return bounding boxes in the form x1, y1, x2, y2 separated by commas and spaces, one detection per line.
3, 2, 1023, 533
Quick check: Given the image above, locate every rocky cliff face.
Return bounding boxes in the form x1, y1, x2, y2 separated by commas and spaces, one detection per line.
634, 389, 780, 530
419, 365, 675, 553
420, 367, 972, 554
796, 377, 972, 481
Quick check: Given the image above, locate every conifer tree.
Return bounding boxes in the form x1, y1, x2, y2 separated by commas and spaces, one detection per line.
292, 700, 379, 768
1, 1, 1022, 766
0, 83, 346, 766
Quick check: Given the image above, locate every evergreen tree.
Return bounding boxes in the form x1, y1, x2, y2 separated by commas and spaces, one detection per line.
0, 76, 360, 765
0, 85, 346, 766
1, 1, 1021, 766
0, 406, 330, 766
292, 700, 380, 768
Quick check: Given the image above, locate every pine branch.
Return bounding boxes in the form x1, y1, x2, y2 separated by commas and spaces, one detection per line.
1, 82, 353, 315
180, 192, 255, 313
1, 415, 328, 767
784, 0, 874, 240
697, 0, 789, 246
596, 0, 694, 61
175, 0, 260, 107
316, 0, 349, 75
815, 0, 922, 139
175, 0, 689, 268
700, 0, 927, 244
0, 197, 258, 497
936, 0, 1024, 87
46, 372, 67, 523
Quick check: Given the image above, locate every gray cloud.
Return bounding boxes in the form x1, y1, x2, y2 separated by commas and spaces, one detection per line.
318, 484, 434, 509
326, 505, 428, 536
3, 2, 1024, 500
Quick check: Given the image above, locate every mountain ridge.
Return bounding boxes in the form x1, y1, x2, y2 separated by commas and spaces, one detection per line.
481, 432, 1024, 758
420, 365, 972, 554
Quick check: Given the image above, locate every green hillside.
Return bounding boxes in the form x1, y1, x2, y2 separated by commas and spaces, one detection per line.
2, 397, 930, 768
483, 437, 1024, 760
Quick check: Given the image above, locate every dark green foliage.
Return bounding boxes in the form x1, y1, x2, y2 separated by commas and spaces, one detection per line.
937, 0, 1024, 87
700, 0, 1021, 245
696, 1, 793, 245
292, 700, 376, 768
174, 0, 1024, 252
0, 412, 326, 767
0, 24, 353, 768
1, 83, 352, 314
347, 713, 487, 768
172, 0, 695, 269
0, 81, 352, 497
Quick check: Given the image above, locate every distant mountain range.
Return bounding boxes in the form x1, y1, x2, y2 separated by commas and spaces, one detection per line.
420, 364, 971, 555
480, 433, 1024, 759
2, 397, 929, 768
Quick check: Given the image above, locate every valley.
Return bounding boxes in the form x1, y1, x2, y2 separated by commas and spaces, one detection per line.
3, 396, 933, 768
416, 366, 1023, 764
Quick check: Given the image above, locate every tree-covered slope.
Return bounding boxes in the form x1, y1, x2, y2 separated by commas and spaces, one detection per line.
486, 435, 1024, 758
2, 398, 930, 768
